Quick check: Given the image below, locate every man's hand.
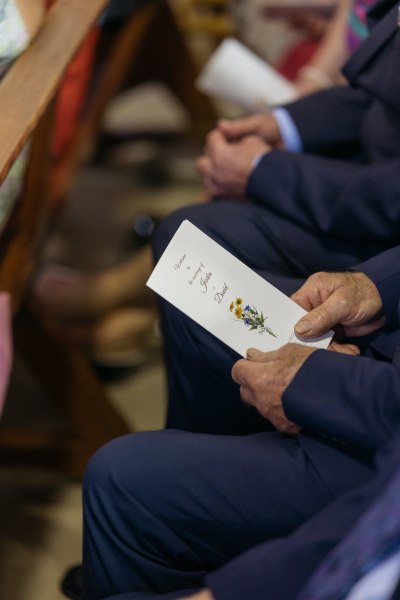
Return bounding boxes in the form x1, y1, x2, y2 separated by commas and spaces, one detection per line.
217, 114, 283, 146
292, 271, 385, 339
196, 129, 270, 198
231, 344, 317, 433
328, 341, 360, 356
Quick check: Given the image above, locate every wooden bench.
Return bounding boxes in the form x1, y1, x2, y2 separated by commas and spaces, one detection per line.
0, 0, 217, 479
0, 0, 129, 479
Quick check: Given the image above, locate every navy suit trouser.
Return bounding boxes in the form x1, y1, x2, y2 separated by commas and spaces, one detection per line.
81, 429, 372, 600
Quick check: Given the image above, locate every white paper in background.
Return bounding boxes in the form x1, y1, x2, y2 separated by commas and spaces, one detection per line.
147, 221, 332, 357
196, 37, 298, 112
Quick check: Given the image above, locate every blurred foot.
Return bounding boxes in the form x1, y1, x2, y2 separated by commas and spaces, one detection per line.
32, 264, 108, 320
32, 247, 154, 321
60, 563, 81, 599
57, 306, 158, 366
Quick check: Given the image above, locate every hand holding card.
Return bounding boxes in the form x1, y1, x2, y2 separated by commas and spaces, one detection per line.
147, 220, 332, 357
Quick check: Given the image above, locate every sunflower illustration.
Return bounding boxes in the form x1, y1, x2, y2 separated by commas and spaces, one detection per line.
235, 306, 243, 319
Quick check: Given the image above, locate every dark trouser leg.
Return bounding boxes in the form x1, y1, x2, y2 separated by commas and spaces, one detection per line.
151, 201, 367, 279
81, 430, 371, 600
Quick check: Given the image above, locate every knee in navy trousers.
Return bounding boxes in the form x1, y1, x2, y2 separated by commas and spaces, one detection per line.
81, 429, 371, 599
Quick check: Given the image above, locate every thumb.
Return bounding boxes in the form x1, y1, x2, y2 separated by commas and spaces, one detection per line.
218, 118, 252, 140
246, 347, 267, 361
295, 295, 343, 337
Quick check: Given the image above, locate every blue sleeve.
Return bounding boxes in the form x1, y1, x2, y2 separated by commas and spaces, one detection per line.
283, 349, 400, 452
247, 151, 400, 242
284, 85, 371, 155
351, 246, 400, 328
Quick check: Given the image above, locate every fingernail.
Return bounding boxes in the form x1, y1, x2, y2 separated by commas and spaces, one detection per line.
246, 347, 261, 359
295, 320, 311, 335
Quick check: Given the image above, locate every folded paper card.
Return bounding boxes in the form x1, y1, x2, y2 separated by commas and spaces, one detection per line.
147, 220, 332, 357
195, 37, 298, 111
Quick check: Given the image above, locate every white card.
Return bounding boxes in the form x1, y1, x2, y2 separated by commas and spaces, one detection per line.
195, 37, 298, 111
147, 220, 332, 357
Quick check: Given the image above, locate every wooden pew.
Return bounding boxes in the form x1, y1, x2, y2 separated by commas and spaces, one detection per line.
0, 0, 131, 479
0, 0, 217, 479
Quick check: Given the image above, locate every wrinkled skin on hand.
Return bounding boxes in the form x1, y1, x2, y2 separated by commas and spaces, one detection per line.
231, 338, 361, 433
195, 112, 283, 199
217, 113, 284, 146
231, 344, 315, 434
196, 129, 270, 198
231, 271, 382, 432
292, 271, 385, 339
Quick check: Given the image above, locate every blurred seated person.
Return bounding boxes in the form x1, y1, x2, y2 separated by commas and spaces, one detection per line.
32, 248, 157, 367
273, 0, 375, 95
234, 0, 374, 98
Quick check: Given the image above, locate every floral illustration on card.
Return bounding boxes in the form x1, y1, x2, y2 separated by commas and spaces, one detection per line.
229, 297, 277, 338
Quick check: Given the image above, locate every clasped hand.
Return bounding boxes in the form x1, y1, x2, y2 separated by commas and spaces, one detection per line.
231, 271, 384, 432
195, 114, 282, 199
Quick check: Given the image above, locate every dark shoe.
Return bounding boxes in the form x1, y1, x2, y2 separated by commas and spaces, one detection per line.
60, 564, 82, 599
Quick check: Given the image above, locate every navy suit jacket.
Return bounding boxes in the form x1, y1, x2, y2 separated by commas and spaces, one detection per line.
247, 0, 400, 251
204, 250, 400, 599
204, 4, 400, 591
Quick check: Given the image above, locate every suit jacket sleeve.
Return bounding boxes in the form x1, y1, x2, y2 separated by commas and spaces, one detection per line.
352, 245, 400, 326
205, 430, 400, 600
283, 349, 400, 453
282, 85, 371, 154
282, 246, 400, 451
246, 151, 400, 242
